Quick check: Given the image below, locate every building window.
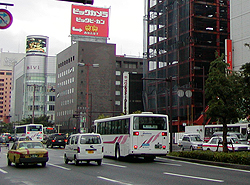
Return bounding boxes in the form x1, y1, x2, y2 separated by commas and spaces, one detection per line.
115, 101, 120, 105
115, 91, 120, 95
49, 105, 55, 111
116, 71, 121, 76
116, 61, 121, 68
124, 62, 137, 69
115, 81, 121, 85
6, 72, 12, 75
49, 96, 55, 101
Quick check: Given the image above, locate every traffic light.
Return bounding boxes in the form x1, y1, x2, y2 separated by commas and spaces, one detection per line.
58, 0, 94, 4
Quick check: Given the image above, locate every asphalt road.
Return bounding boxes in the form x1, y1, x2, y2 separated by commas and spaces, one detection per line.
0, 144, 250, 185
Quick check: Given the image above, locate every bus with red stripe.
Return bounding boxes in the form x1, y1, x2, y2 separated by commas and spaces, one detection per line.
94, 113, 169, 160
15, 124, 43, 141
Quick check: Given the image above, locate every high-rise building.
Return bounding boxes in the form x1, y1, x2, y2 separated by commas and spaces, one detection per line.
144, 0, 230, 132
11, 35, 56, 123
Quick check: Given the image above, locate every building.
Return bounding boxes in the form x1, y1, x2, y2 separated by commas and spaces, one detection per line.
0, 50, 25, 123
55, 42, 144, 134
143, 0, 230, 132
11, 35, 56, 123
230, 0, 250, 71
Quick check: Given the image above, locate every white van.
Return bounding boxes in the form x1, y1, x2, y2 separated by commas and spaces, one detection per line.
64, 133, 103, 165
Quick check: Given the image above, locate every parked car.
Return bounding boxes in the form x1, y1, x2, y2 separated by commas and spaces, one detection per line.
178, 135, 203, 151
177, 133, 202, 147
46, 133, 67, 148
202, 136, 250, 152
7, 141, 49, 167
212, 132, 248, 144
64, 133, 103, 165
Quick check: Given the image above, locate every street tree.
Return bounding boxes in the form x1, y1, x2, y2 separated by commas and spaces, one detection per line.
20, 115, 53, 127
205, 53, 243, 152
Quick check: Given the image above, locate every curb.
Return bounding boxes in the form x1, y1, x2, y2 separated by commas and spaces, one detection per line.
164, 155, 250, 171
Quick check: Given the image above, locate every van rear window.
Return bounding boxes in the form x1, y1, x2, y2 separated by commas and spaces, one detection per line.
80, 135, 101, 144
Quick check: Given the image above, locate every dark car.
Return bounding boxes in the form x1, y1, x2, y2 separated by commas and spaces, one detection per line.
46, 133, 67, 148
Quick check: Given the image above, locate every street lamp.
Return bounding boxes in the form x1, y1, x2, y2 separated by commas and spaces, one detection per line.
193, 66, 205, 125
78, 63, 99, 132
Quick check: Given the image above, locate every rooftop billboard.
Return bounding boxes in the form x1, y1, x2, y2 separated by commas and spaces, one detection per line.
71, 5, 109, 38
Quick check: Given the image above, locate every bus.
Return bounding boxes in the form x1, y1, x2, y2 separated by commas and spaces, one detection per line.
15, 124, 43, 141
204, 123, 250, 142
94, 113, 169, 160
43, 127, 57, 142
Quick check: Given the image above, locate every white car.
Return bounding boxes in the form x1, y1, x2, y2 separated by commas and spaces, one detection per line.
203, 136, 250, 152
179, 135, 203, 151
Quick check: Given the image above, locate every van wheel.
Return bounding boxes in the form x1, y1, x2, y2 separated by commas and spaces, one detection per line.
64, 155, 69, 164
190, 146, 194, 151
97, 159, 102, 166
115, 145, 120, 160
74, 158, 79, 166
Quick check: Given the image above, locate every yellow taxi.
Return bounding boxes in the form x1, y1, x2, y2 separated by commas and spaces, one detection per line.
7, 141, 49, 167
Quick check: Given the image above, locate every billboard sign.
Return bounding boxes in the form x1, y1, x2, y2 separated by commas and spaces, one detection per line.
71, 5, 109, 38
26, 36, 48, 55
225, 39, 233, 71
123, 72, 129, 115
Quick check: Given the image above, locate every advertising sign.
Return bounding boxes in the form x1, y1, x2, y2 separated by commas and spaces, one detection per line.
225, 39, 233, 71
71, 5, 109, 38
26, 36, 47, 54
123, 72, 129, 115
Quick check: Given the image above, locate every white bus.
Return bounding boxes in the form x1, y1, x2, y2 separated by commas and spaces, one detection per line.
94, 113, 169, 160
15, 124, 43, 141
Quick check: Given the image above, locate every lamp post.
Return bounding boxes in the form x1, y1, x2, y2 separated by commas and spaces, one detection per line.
78, 63, 99, 132
194, 66, 205, 125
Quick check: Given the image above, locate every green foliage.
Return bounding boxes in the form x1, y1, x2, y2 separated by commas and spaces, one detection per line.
132, 110, 142, 114
20, 115, 53, 127
97, 114, 110, 119
169, 151, 250, 165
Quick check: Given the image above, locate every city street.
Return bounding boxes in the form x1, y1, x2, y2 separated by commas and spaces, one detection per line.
0, 144, 250, 185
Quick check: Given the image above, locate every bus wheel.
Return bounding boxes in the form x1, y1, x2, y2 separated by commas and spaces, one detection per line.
115, 145, 120, 160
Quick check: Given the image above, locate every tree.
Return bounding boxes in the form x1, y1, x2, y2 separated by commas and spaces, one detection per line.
20, 115, 53, 127
205, 53, 243, 152
239, 63, 250, 119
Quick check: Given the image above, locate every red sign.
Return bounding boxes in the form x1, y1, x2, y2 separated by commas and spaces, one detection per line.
0, 9, 13, 29
71, 5, 109, 38
225, 39, 233, 71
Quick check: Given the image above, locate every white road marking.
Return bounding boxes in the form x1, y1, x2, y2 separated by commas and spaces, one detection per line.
166, 158, 250, 173
0, 168, 8, 174
102, 163, 127, 168
47, 163, 71, 171
97, 176, 132, 185
164, 172, 224, 183
156, 162, 182, 166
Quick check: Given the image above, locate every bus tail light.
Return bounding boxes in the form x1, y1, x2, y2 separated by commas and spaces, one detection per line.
27, 132, 30, 134
133, 132, 139, 136
77, 147, 80, 153
162, 132, 167, 136
39, 132, 42, 134
134, 145, 138, 149
162, 145, 166, 149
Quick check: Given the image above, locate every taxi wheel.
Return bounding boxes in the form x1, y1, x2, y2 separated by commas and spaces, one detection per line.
7, 158, 11, 166
64, 155, 69, 164
97, 159, 102, 166
74, 159, 79, 166
41, 162, 46, 167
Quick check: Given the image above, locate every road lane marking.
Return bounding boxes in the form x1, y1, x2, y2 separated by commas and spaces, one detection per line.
102, 163, 127, 168
164, 172, 224, 183
167, 159, 250, 173
47, 163, 71, 171
0, 168, 8, 174
97, 176, 132, 185
156, 162, 182, 166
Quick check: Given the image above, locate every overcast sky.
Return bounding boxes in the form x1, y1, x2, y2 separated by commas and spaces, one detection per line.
0, 0, 145, 57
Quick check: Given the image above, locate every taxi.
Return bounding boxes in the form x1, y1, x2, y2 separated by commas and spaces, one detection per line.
7, 141, 49, 167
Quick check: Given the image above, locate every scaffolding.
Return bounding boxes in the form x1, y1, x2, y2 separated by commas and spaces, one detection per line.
143, 0, 230, 132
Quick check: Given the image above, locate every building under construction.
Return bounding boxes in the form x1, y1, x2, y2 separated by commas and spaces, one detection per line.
143, 0, 230, 132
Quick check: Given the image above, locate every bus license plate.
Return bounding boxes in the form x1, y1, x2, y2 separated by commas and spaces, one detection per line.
88, 151, 94, 154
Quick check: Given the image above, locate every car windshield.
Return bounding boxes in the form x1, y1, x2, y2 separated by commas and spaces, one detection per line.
228, 137, 241, 144
190, 136, 202, 141
18, 142, 44, 149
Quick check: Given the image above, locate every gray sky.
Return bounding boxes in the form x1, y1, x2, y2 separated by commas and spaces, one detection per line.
0, 0, 144, 57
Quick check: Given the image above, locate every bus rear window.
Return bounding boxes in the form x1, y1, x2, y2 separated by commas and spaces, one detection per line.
133, 116, 167, 130
28, 126, 42, 131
